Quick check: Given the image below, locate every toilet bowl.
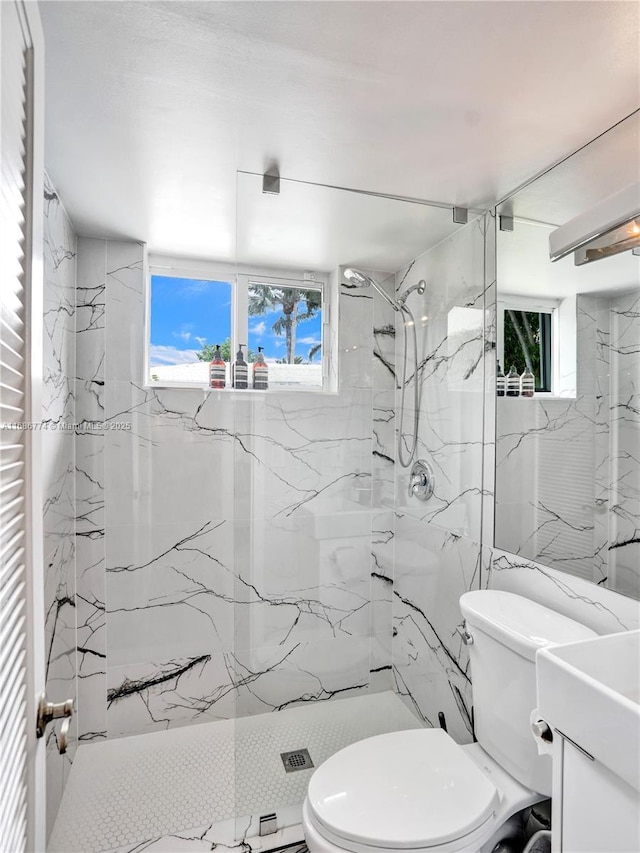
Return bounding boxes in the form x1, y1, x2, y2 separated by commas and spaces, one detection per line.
302, 591, 597, 853
302, 728, 542, 853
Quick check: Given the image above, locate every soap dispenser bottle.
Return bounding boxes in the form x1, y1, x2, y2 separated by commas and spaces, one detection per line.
506, 365, 521, 397
232, 344, 248, 389
253, 347, 268, 390
521, 368, 535, 398
209, 344, 226, 389
496, 361, 506, 397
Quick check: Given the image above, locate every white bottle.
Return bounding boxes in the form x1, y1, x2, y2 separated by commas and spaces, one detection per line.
506, 365, 521, 397
521, 369, 535, 397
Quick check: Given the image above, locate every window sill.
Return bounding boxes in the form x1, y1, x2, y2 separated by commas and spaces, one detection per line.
498, 393, 578, 402
144, 381, 337, 396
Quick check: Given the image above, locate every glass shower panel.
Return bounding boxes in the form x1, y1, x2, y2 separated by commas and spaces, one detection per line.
231, 174, 478, 841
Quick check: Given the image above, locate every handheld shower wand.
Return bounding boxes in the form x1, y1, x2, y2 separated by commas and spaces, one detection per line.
343, 268, 426, 468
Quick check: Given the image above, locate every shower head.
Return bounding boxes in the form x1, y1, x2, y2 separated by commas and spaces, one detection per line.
343, 267, 401, 312
397, 279, 427, 307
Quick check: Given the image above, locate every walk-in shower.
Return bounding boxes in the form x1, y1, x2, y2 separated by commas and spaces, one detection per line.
343, 268, 425, 468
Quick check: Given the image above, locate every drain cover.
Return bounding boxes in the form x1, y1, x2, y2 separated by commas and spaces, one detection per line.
281, 748, 314, 773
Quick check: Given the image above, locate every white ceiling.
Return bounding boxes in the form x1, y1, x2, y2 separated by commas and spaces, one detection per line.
500, 111, 640, 226
236, 173, 464, 273
498, 220, 640, 299
40, 1, 640, 268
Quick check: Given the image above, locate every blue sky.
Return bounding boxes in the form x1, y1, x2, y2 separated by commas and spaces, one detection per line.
150, 276, 322, 365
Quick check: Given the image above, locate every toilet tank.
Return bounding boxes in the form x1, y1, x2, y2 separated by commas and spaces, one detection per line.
459, 590, 597, 796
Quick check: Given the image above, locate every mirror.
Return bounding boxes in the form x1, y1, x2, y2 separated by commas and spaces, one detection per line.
495, 112, 640, 599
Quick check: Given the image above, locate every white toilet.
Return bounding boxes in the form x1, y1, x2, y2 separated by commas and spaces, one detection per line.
302, 590, 597, 853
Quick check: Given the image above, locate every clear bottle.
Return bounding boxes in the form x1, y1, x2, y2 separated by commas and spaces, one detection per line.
231, 344, 249, 389
521, 368, 535, 398
253, 346, 268, 390
209, 344, 226, 389
496, 361, 506, 397
506, 365, 521, 397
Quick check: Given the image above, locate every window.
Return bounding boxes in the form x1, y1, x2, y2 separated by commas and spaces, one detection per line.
503, 309, 552, 392
497, 296, 560, 395
147, 259, 329, 391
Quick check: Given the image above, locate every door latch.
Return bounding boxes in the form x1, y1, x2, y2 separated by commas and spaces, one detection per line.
36, 694, 73, 754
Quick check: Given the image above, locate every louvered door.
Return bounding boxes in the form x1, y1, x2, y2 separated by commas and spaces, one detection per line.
1, 3, 46, 851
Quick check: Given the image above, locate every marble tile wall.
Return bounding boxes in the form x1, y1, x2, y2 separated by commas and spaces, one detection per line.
495, 291, 640, 598
71, 241, 388, 738
488, 550, 640, 634
606, 290, 640, 598
43, 175, 78, 835
391, 214, 493, 744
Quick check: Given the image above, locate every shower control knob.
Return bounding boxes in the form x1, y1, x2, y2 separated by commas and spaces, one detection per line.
408, 460, 435, 501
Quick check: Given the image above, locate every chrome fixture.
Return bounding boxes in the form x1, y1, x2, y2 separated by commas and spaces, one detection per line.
456, 623, 474, 646
549, 182, 640, 266
531, 719, 553, 744
408, 458, 435, 501
36, 694, 73, 754
281, 748, 314, 772
499, 214, 515, 232
397, 279, 426, 307
343, 268, 427, 467
262, 170, 280, 195
343, 267, 401, 312
259, 814, 278, 836
453, 207, 468, 225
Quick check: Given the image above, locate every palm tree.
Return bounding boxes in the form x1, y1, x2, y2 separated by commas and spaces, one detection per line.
248, 285, 321, 364
196, 339, 255, 362
308, 343, 322, 362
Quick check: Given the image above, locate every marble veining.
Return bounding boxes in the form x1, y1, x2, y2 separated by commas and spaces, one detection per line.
391, 214, 491, 739
43, 174, 78, 836
495, 291, 640, 598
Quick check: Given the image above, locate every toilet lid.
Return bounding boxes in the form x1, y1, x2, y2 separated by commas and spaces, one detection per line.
307, 729, 499, 850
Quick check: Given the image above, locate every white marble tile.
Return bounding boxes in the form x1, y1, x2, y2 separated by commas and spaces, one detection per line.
107, 654, 237, 737
43, 175, 78, 838
370, 510, 394, 638
392, 517, 481, 742
76, 237, 106, 400
494, 289, 639, 599
607, 290, 640, 598
105, 241, 146, 382
394, 217, 487, 541
232, 634, 370, 717
233, 512, 371, 651
102, 382, 235, 527
495, 394, 600, 582
231, 389, 373, 521
106, 519, 235, 666
489, 549, 640, 633
339, 280, 374, 389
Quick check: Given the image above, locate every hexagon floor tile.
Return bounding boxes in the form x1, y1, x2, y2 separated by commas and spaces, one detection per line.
48, 691, 421, 853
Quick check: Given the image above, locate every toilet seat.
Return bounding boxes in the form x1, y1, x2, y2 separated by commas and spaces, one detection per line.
306, 729, 500, 852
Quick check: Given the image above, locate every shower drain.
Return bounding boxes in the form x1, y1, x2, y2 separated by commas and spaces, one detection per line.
280, 748, 314, 773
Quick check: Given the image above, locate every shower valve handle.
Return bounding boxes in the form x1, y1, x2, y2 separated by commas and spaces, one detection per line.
408, 460, 435, 501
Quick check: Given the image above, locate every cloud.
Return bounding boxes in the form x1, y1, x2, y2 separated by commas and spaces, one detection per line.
150, 345, 201, 366
172, 330, 192, 342
194, 336, 207, 347
250, 320, 266, 336
298, 336, 321, 345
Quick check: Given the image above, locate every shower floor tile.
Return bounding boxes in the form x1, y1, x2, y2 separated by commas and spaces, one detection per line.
48, 691, 421, 853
